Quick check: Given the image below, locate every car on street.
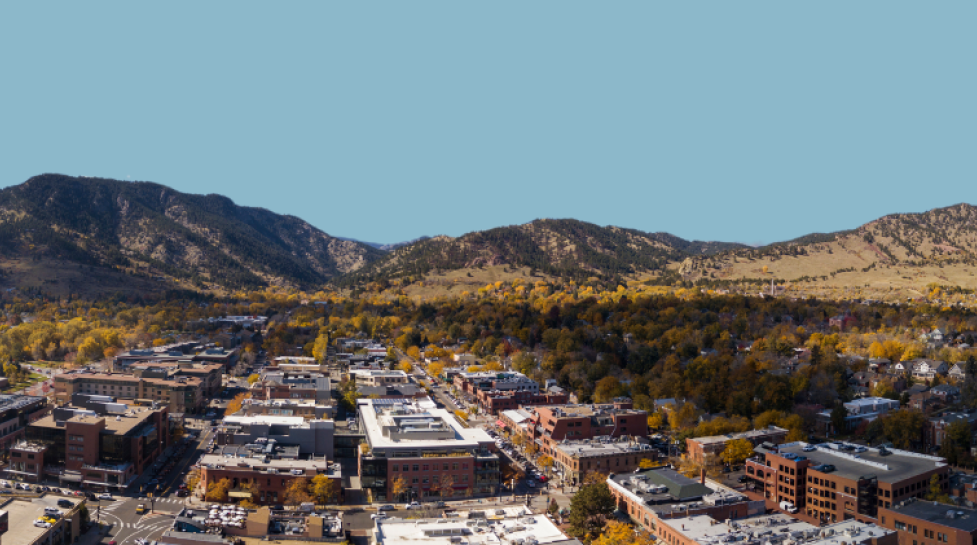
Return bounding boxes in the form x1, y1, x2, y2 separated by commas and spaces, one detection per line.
371, 513, 388, 520
378, 504, 395, 511
97, 493, 114, 501
405, 501, 421, 510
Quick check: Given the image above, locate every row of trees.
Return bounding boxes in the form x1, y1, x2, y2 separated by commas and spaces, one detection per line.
204, 474, 338, 508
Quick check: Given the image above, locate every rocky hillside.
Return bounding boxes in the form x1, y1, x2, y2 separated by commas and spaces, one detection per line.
0, 174, 383, 290
678, 203, 977, 295
338, 219, 747, 285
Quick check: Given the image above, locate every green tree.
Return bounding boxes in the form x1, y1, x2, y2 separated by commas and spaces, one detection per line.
830, 404, 848, 435
568, 481, 616, 541
939, 420, 973, 466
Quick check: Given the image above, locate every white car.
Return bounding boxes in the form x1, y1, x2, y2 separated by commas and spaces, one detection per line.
0, 481, 9, 488
97, 493, 114, 501
34, 520, 52, 528
404, 501, 421, 510
371, 513, 388, 520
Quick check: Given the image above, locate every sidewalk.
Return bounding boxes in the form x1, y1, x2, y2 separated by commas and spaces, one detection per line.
76, 523, 110, 545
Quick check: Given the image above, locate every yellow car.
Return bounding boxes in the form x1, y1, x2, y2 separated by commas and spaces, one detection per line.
135, 504, 147, 515
41, 516, 58, 524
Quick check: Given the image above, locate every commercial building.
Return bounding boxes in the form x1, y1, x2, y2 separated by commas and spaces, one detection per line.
552, 439, 659, 485
53, 371, 204, 414
527, 403, 648, 450
650, 514, 894, 545
112, 341, 201, 368
238, 399, 335, 420
453, 372, 539, 400
878, 498, 977, 545
250, 370, 332, 403
351, 370, 410, 387
372, 507, 578, 545
475, 388, 568, 415
198, 444, 341, 506
216, 415, 335, 459
18, 395, 169, 489
745, 441, 950, 525
2, 496, 86, 545
0, 394, 48, 453
357, 398, 500, 503
686, 427, 789, 464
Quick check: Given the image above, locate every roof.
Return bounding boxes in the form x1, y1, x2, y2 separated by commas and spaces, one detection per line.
609, 468, 712, 502
32, 405, 162, 435
885, 499, 977, 532
357, 398, 492, 450
690, 426, 788, 446
773, 442, 947, 484
375, 507, 568, 545
554, 440, 657, 458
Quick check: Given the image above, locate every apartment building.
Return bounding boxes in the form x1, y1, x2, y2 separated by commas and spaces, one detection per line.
653, 514, 894, 545
924, 411, 977, 453
528, 403, 648, 450
475, 388, 568, 415
351, 370, 410, 387
686, 426, 789, 464
128, 361, 224, 397
745, 442, 950, 525
17, 395, 168, 489
198, 444, 341, 506
878, 499, 977, 545
0, 394, 48, 453
238, 398, 335, 420
54, 371, 204, 414
453, 372, 539, 400
374, 507, 572, 545
357, 398, 500, 502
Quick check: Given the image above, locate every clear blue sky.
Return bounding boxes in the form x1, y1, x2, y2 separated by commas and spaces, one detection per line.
2, 2, 975, 246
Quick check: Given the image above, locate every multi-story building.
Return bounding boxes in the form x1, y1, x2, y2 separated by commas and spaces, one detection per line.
878, 498, 977, 545
745, 441, 950, 525
608, 467, 758, 531
128, 361, 224, 397
528, 403, 648, 450
54, 371, 204, 414
373, 507, 572, 545
817, 398, 901, 434
216, 415, 335, 459
0, 394, 48, 453
686, 426, 789, 464
453, 372, 538, 401
651, 514, 893, 545
552, 439, 659, 485
238, 398, 335, 420
351, 370, 410, 388
16, 395, 168, 489
198, 444, 341, 506
475, 388, 568, 415
357, 398, 499, 503
112, 342, 201, 369
924, 411, 977, 452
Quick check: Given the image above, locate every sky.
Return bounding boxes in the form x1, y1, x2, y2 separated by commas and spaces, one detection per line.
1, 3, 975, 247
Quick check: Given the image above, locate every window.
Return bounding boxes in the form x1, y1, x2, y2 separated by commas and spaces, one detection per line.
413, 465, 420, 471
423, 464, 429, 471
412, 477, 419, 484
393, 465, 399, 471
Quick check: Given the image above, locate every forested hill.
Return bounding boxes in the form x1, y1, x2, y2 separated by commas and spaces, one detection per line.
336, 219, 748, 286
0, 174, 383, 290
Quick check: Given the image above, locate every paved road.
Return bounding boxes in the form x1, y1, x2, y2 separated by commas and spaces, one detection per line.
93, 495, 187, 545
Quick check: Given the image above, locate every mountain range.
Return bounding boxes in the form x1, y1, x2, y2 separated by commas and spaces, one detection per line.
3, 174, 977, 299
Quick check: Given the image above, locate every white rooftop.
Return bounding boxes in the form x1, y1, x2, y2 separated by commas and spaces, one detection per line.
375, 507, 568, 545
222, 415, 306, 426
358, 398, 492, 450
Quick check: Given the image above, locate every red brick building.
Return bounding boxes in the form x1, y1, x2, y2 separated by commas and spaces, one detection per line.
475, 389, 568, 415
528, 402, 648, 450
878, 499, 977, 545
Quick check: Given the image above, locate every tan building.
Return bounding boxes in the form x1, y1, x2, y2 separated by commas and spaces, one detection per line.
238, 398, 335, 420
553, 440, 659, 485
685, 426, 789, 464
54, 372, 204, 414
128, 361, 224, 397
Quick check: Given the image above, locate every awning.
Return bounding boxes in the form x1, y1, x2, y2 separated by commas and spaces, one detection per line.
228, 491, 253, 499
60, 473, 83, 482
496, 420, 506, 428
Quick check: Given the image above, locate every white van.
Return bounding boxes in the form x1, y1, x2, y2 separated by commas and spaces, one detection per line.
779, 500, 798, 514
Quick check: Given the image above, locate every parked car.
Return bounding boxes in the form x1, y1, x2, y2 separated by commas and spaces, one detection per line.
371, 513, 388, 520
34, 520, 52, 528
97, 493, 114, 501
404, 501, 421, 510
378, 504, 395, 511
57, 500, 74, 508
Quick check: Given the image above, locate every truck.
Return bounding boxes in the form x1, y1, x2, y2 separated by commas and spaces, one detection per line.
779, 500, 798, 514
135, 504, 147, 515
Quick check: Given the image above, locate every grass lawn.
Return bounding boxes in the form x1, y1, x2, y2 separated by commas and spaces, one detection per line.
3, 372, 48, 393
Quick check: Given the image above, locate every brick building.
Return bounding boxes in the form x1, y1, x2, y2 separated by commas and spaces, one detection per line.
357, 398, 499, 503
745, 442, 950, 525
198, 444, 341, 505
0, 394, 48, 453
16, 395, 168, 489
878, 498, 977, 545
128, 361, 224, 397
475, 389, 568, 415
686, 426, 789, 464
552, 439, 659, 485
54, 372, 204, 414
528, 403, 648, 451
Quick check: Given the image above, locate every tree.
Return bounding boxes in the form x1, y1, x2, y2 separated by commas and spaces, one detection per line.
668, 403, 699, 432
428, 362, 444, 379
225, 392, 249, 415
638, 458, 659, 469
647, 412, 664, 430
284, 478, 313, 506
483, 360, 504, 372
593, 521, 656, 545
399, 360, 413, 373
568, 481, 616, 540
538, 455, 555, 474
240, 478, 262, 508
924, 473, 952, 504
512, 352, 538, 376
205, 478, 232, 502
593, 376, 626, 403
311, 474, 338, 504
939, 419, 973, 466
721, 438, 755, 465
391, 475, 408, 502
438, 474, 455, 500
877, 409, 926, 449
247, 373, 261, 385
830, 404, 848, 435
311, 333, 330, 363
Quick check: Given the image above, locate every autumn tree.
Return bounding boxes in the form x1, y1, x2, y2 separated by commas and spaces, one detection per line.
438, 474, 455, 500
593, 376, 626, 403
247, 373, 261, 385
721, 438, 754, 465
399, 360, 413, 373
311, 474, 338, 504
568, 480, 616, 540
205, 477, 232, 502
225, 392, 249, 415
284, 478, 313, 506
593, 521, 655, 545
391, 475, 409, 502
311, 333, 330, 363
428, 362, 445, 379
648, 412, 664, 430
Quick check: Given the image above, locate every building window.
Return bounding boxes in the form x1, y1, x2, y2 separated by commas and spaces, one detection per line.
393, 465, 399, 471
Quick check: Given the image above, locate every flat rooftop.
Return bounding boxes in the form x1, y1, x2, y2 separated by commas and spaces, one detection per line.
375, 507, 568, 545
32, 406, 162, 435
2, 496, 78, 545
554, 440, 657, 458
57, 372, 202, 386
358, 399, 492, 450
609, 468, 717, 503
692, 426, 788, 446
770, 442, 946, 484
223, 415, 307, 426
532, 404, 641, 417
199, 453, 339, 475
885, 498, 977, 532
